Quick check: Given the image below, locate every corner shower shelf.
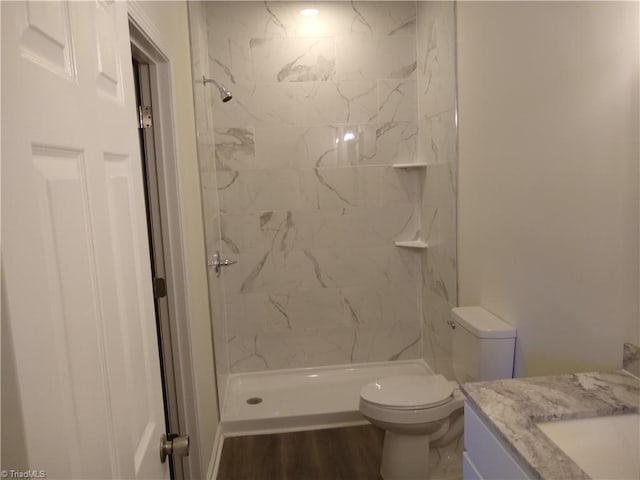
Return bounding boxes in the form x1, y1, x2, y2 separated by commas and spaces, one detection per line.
394, 240, 430, 249
392, 162, 428, 169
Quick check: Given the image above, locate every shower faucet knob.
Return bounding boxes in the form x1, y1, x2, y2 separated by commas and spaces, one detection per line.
208, 251, 238, 277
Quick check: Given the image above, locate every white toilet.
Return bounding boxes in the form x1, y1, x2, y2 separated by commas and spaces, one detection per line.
359, 306, 516, 480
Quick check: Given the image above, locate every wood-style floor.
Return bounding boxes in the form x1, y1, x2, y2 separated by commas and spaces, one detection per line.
217, 425, 385, 480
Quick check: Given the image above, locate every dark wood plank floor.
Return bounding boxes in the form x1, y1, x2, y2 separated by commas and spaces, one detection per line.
217, 425, 385, 480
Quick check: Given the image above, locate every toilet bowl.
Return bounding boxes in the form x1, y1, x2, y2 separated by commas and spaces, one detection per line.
359, 306, 517, 480
359, 374, 464, 480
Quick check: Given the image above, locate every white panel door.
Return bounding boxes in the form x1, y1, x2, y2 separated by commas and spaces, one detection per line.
1, 1, 169, 478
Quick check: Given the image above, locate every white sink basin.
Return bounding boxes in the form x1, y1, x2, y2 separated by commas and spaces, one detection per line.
537, 413, 640, 479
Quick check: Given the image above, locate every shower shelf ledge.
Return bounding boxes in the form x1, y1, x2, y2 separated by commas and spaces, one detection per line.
392, 162, 428, 169
394, 240, 431, 249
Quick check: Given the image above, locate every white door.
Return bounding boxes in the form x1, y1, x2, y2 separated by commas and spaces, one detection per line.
2, 1, 169, 479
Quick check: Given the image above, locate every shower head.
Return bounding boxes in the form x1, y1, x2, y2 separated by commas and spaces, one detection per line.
219, 86, 233, 103
202, 76, 233, 103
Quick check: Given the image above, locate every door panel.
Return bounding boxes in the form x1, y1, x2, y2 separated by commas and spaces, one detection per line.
1, 1, 169, 478
19, 1, 76, 79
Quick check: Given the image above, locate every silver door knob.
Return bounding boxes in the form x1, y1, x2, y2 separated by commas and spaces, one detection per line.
160, 433, 189, 463
207, 250, 238, 277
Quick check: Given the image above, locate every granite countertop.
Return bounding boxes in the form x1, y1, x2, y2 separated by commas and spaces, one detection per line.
461, 369, 640, 479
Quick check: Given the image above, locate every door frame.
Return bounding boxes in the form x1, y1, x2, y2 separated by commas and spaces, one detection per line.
127, 6, 204, 479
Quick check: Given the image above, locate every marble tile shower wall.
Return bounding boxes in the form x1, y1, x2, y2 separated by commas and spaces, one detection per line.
417, 2, 458, 379
203, 2, 425, 373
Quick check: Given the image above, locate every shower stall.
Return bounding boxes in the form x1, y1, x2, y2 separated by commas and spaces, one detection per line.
188, 0, 458, 433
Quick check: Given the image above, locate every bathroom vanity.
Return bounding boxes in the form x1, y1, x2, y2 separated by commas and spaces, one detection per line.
461, 370, 639, 479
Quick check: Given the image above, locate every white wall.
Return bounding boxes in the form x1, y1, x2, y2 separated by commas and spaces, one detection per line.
133, 1, 219, 476
457, 1, 639, 376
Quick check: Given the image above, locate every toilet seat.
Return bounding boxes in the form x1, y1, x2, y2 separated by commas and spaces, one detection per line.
359, 375, 464, 426
360, 375, 453, 410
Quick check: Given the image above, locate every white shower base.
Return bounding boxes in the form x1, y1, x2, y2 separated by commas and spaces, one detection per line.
220, 359, 433, 435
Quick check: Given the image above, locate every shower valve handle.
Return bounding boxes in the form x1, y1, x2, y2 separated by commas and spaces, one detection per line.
208, 251, 237, 277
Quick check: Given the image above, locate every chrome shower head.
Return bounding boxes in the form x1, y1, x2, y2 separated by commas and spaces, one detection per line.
220, 86, 233, 103
202, 76, 233, 103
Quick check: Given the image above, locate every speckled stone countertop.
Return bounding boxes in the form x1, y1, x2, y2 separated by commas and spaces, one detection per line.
461, 370, 640, 479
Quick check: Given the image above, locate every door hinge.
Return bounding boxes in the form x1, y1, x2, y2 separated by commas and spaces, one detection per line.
153, 277, 167, 299
138, 105, 152, 129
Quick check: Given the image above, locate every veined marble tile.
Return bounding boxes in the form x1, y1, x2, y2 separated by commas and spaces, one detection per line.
252, 82, 307, 126
371, 122, 419, 165
366, 204, 419, 243
206, 2, 417, 43
302, 81, 378, 125
207, 38, 252, 85
300, 204, 413, 250
422, 164, 439, 209
378, 79, 418, 123
351, 323, 421, 363
419, 110, 457, 165
306, 246, 418, 290
422, 285, 455, 378
217, 250, 267, 295
428, 246, 456, 306
386, 246, 421, 284
336, 34, 417, 81
216, 170, 247, 214
321, 123, 418, 168
333, 124, 376, 166
417, 1, 456, 118
272, 328, 358, 369
341, 2, 417, 37
205, 2, 292, 43
224, 292, 268, 337
245, 169, 300, 212
241, 249, 339, 294
298, 165, 415, 210
196, 139, 216, 174
299, 166, 370, 209
227, 327, 363, 372
212, 82, 309, 128
285, 288, 347, 330
255, 125, 339, 169
300, 125, 342, 168
419, 204, 439, 245
423, 213, 457, 306
193, 81, 214, 140
303, 205, 415, 250
214, 127, 255, 171
375, 165, 417, 206
218, 169, 301, 214
254, 125, 309, 169
278, 1, 417, 39
211, 82, 261, 128
219, 210, 305, 255
250, 37, 336, 83
343, 281, 419, 328
226, 333, 271, 373
623, 343, 640, 376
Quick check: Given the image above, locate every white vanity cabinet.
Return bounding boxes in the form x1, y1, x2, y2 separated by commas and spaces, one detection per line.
463, 401, 534, 480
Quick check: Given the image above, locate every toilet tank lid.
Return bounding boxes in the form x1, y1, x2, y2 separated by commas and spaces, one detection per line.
452, 307, 516, 338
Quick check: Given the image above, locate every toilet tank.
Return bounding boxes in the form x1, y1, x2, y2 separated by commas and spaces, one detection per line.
451, 307, 516, 383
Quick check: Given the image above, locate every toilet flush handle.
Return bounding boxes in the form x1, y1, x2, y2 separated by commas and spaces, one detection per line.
446, 320, 456, 330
